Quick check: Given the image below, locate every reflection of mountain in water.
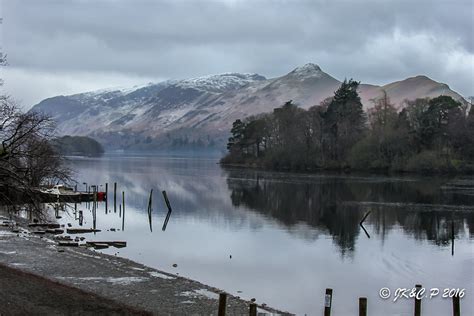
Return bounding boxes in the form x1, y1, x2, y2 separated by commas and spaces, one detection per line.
224, 168, 474, 255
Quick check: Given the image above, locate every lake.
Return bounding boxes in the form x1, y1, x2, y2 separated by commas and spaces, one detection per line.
60, 154, 473, 315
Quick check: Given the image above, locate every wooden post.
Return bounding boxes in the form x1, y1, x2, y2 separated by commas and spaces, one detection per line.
451, 220, 455, 256
114, 182, 117, 213
414, 284, 422, 316
249, 303, 257, 316
162, 190, 173, 231
324, 288, 333, 316
122, 191, 125, 231
148, 189, 153, 232
453, 294, 460, 316
105, 183, 108, 214
78, 210, 83, 226
218, 293, 226, 316
359, 297, 367, 316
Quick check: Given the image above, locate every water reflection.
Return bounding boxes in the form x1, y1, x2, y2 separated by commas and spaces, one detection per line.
224, 168, 474, 255
61, 155, 473, 315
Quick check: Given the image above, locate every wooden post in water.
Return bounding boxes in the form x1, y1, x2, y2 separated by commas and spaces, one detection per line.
122, 191, 125, 231
414, 284, 422, 316
452, 294, 460, 316
105, 182, 108, 214
218, 293, 227, 316
451, 220, 455, 256
359, 297, 367, 316
114, 182, 117, 213
324, 288, 333, 316
162, 190, 173, 231
249, 303, 257, 316
78, 210, 83, 226
93, 187, 97, 230
148, 189, 153, 232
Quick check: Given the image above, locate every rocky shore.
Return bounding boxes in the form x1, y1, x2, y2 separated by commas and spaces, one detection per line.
0, 215, 291, 315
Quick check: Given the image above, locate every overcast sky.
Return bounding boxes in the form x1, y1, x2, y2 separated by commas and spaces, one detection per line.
1, 0, 473, 109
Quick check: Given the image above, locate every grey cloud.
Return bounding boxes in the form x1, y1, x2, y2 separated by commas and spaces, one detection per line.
1, 0, 473, 108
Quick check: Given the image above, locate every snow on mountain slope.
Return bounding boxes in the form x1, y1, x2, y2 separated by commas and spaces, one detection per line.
30, 64, 466, 150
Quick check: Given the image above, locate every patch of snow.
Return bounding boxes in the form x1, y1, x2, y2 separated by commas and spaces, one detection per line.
289, 63, 324, 79
57, 276, 147, 285
0, 250, 16, 254
0, 230, 16, 236
149, 271, 176, 280
178, 289, 219, 300
194, 289, 219, 300
175, 73, 266, 93
131, 267, 146, 271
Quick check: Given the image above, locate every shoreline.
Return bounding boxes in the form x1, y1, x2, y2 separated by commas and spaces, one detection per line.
219, 161, 474, 176
0, 215, 292, 315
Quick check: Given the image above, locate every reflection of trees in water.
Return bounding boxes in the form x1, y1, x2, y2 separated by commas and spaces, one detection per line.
225, 168, 474, 254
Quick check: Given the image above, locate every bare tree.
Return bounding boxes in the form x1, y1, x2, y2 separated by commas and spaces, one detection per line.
0, 91, 71, 213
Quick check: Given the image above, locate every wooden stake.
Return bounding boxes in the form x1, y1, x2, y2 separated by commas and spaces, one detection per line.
359, 297, 367, 316
218, 293, 226, 316
453, 294, 460, 316
324, 288, 333, 316
122, 191, 125, 231
249, 303, 257, 316
105, 182, 108, 214
114, 182, 117, 213
414, 284, 422, 316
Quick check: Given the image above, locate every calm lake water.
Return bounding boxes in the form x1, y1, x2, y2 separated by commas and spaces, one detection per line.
61, 154, 473, 315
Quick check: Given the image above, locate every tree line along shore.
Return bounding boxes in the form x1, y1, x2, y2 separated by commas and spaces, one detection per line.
222, 79, 474, 174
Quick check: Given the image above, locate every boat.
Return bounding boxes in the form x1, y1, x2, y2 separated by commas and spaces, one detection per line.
38, 185, 105, 203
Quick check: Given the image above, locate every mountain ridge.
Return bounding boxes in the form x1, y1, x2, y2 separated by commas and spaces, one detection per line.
30, 64, 467, 150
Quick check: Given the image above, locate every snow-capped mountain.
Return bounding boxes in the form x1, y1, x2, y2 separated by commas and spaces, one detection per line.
30, 64, 466, 150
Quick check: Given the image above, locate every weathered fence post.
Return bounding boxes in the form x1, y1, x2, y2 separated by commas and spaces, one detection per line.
218, 292, 227, 316
414, 284, 422, 316
249, 303, 257, 316
122, 191, 125, 231
453, 294, 460, 316
105, 182, 108, 213
451, 220, 455, 256
114, 182, 117, 213
324, 288, 333, 316
359, 297, 367, 316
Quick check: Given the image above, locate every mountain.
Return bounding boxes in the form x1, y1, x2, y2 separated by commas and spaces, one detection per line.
30, 64, 466, 150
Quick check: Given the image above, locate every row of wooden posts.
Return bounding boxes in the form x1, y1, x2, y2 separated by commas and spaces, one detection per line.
217, 293, 258, 316
323, 286, 461, 316
215, 286, 462, 316
78, 182, 173, 232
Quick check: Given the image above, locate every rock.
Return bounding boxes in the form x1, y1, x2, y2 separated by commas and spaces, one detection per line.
57, 249, 65, 253
172, 264, 178, 268
110, 228, 116, 232
251, 298, 256, 302
80, 237, 85, 241
229, 255, 232, 259
67, 223, 72, 227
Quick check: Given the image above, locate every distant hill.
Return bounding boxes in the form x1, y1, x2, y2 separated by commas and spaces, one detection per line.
31, 64, 466, 150
53, 136, 104, 157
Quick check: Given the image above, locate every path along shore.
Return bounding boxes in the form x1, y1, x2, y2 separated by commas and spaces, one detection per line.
0, 216, 291, 315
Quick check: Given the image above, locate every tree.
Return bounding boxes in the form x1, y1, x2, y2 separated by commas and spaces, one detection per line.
324, 79, 366, 162
0, 53, 70, 210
